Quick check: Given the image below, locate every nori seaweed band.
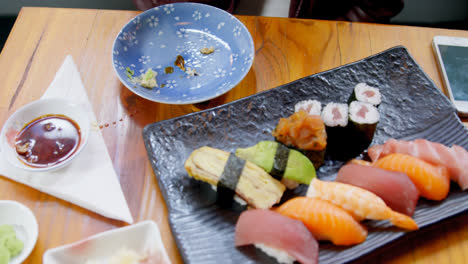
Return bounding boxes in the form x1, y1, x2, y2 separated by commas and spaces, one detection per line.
270, 143, 290, 180
217, 153, 246, 206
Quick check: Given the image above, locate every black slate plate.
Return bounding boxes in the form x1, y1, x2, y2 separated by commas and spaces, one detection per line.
143, 46, 468, 264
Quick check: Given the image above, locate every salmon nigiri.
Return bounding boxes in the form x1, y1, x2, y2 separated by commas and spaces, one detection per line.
306, 178, 418, 230
275, 197, 367, 246
368, 139, 468, 190
374, 153, 450, 201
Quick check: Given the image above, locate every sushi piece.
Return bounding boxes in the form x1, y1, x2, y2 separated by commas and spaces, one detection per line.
294, 99, 322, 116
374, 153, 450, 201
184, 146, 285, 209
272, 110, 327, 168
336, 163, 419, 216
306, 178, 418, 230
321, 102, 350, 160
348, 101, 379, 141
235, 141, 316, 189
348, 101, 379, 155
321, 102, 348, 128
273, 110, 327, 151
275, 197, 367, 246
235, 209, 319, 264
350, 83, 382, 106
368, 138, 468, 190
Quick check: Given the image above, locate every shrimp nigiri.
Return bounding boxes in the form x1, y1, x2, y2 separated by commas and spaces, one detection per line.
374, 153, 450, 201
306, 178, 418, 230
275, 197, 367, 246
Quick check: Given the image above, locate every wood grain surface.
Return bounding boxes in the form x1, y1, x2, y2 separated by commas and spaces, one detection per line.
0, 7, 467, 264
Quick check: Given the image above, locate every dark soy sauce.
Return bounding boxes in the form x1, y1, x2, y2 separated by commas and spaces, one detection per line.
15, 115, 81, 168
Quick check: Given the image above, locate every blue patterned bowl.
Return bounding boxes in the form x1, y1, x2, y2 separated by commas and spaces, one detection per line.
112, 3, 255, 104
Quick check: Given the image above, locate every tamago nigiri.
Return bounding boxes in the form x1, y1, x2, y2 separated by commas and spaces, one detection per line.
275, 197, 367, 246
306, 178, 418, 230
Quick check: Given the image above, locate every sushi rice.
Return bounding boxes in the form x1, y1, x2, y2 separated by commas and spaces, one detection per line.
294, 100, 322, 116
321, 102, 348, 127
353, 83, 381, 106
255, 244, 295, 264
349, 101, 379, 125
210, 184, 247, 206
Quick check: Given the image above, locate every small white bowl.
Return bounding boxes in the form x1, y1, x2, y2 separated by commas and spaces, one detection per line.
43, 220, 171, 264
0, 98, 90, 172
0, 200, 39, 264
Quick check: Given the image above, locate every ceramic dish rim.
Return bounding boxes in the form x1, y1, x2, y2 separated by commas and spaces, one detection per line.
0, 97, 90, 172
111, 2, 255, 105
0, 200, 39, 264
42, 220, 167, 263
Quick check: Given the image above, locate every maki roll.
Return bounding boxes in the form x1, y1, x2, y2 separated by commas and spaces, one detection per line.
321, 103, 348, 128
184, 146, 285, 209
235, 141, 316, 189
348, 101, 380, 154
272, 110, 327, 169
294, 100, 322, 116
350, 83, 381, 106
321, 102, 349, 160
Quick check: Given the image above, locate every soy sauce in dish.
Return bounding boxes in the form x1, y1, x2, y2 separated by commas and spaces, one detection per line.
14, 115, 81, 168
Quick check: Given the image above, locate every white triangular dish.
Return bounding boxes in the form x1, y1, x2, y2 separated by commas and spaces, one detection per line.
0, 56, 133, 224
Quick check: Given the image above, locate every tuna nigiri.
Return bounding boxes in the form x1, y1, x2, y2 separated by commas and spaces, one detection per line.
306, 178, 418, 230
275, 197, 367, 246
374, 153, 450, 201
336, 163, 420, 216
368, 138, 468, 190
235, 209, 319, 264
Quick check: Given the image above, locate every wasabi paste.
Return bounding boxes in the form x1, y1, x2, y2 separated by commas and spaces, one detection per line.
131, 68, 158, 89
0, 225, 23, 264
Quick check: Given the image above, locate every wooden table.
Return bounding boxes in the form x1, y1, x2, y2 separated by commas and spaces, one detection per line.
1, 7, 467, 264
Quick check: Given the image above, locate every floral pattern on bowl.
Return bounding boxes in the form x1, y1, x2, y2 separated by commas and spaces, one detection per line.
112, 3, 255, 104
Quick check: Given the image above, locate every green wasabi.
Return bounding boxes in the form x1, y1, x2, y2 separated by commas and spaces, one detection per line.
0, 225, 23, 264
0, 247, 9, 264
235, 141, 316, 186
125, 67, 134, 80
129, 68, 158, 89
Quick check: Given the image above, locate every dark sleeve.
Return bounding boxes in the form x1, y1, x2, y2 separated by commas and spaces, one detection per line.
133, 0, 239, 13
289, 0, 404, 23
